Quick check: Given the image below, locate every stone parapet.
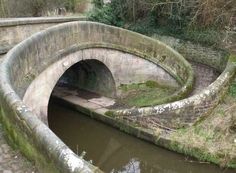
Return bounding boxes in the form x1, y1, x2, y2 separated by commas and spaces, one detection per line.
0, 16, 86, 55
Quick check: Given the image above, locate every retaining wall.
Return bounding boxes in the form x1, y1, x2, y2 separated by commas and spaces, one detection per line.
154, 35, 228, 72
110, 36, 236, 129
113, 57, 236, 129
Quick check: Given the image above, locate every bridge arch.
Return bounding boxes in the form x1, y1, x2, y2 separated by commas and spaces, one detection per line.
0, 21, 195, 172
23, 47, 180, 124
23, 56, 117, 124
58, 59, 117, 98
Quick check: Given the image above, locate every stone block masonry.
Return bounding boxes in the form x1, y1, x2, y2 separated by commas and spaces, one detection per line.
113, 62, 236, 129
0, 16, 86, 59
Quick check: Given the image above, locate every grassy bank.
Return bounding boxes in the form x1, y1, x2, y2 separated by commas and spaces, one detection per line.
116, 81, 178, 107
171, 88, 236, 168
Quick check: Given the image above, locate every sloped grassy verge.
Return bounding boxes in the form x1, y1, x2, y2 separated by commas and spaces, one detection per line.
170, 88, 236, 168
116, 80, 178, 107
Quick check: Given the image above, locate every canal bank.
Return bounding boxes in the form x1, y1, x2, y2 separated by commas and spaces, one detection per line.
49, 95, 235, 173
51, 83, 236, 169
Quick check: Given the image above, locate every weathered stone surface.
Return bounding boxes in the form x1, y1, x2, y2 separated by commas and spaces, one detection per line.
23, 48, 180, 123
6, 22, 193, 100
0, 20, 109, 173
0, 20, 193, 173
0, 16, 86, 54
88, 97, 115, 107
154, 34, 228, 71
0, 54, 5, 62
114, 62, 236, 129
190, 61, 219, 95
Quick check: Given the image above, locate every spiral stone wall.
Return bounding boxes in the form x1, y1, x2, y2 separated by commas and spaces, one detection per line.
0, 21, 194, 172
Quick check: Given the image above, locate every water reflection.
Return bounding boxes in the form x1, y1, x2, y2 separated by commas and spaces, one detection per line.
112, 159, 140, 173
48, 100, 234, 173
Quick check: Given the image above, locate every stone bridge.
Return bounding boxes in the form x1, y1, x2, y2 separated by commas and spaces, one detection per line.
0, 16, 86, 59
0, 17, 235, 173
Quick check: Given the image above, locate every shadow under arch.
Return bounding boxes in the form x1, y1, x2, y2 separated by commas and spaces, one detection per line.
57, 59, 117, 98
23, 52, 117, 124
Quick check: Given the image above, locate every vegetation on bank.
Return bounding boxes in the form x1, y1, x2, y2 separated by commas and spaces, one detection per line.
1, 0, 234, 47
171, 91, 236, 168
88, 0, 235, 47
116, 81, 177, 107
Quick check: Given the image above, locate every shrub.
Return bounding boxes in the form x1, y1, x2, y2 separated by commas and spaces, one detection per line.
88, 0, 235, 46
88, 0, 126, 26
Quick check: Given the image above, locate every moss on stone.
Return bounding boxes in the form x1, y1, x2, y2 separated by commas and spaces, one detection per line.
0, 108, 59, 173
228, 54, 236, 63
146, 80, 160, 88
104, 110, 115, 117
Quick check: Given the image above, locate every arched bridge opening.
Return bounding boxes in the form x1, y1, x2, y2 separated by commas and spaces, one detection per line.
57, 59, 117, 98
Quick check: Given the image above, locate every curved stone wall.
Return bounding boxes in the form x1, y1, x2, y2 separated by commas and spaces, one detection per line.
110, 37, 235, 129
154, 35, 229, 72
7, 22, 193, 98
0, 21, 194, 172
113, 57, 236, 129
23, 48, 179, 123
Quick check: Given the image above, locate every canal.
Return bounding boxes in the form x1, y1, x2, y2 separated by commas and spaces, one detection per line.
48, 99, 234, 173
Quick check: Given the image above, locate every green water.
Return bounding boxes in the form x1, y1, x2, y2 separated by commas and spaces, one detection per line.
48, 100, 234, 173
